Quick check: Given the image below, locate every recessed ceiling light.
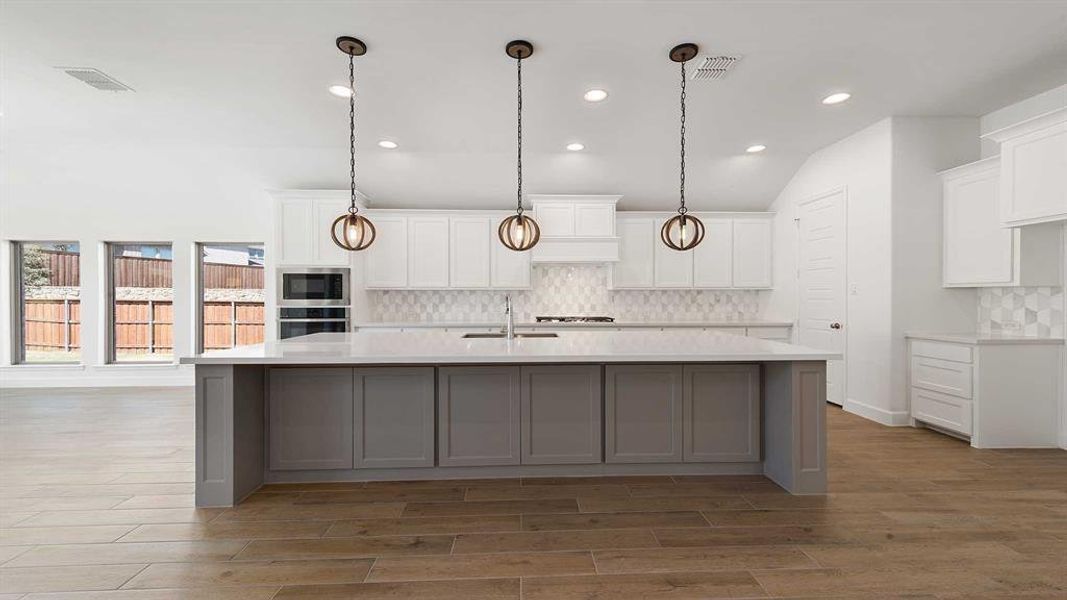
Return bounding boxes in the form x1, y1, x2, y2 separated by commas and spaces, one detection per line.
746, 144, 766, 153
377, 140, 398, 149
329, 85, 353, 98
583, 89, 608, 102
822, 92, 851, 105
566, 142, 585, 151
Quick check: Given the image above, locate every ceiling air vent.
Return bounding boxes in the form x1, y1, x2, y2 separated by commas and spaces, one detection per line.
57, 67, 134, 92
690, 55, 740, 81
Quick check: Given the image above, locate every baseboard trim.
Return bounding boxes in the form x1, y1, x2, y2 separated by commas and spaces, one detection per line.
844, 398, 910, 426
0, 365, 194, 388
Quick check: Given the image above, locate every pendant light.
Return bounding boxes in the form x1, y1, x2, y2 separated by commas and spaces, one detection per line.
660, 43, 705, 251
330, 36, 376, 252
498, 40, 541, 252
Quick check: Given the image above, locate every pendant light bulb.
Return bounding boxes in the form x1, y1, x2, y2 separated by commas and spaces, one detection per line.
660, 42, 705, 252
331, 35, 376, 252
498, 40, 541, 252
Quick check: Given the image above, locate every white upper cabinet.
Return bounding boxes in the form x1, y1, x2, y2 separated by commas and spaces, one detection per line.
529, 195, 620, 263
941, 157, 1061, 288
611, 213, 773, 290
491, 232, 532, 289
692, 219, 734, 288
364, 216, 409, 288
407, 216, 450, 288
450, 216, 492, 288
271, 192, 355, 267
612, 217, 655, 288
732, 217, 773, 288
357, 211, 531, 290
982, 107, 1067, 227
653, 217, 695, 287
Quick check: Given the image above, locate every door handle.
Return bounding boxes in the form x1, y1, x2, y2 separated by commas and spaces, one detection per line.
830, 322, 842, 329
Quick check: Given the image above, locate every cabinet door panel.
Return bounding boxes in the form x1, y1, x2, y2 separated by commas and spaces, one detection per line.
943, 164, 1015, 286
269, 368, 353, 471
315, 199, 353, 266
536, 204, 575, 236
277, 199, 313, 265
408, 217, 450, 288
683, 365, 760, 462
521, 366, 602, 465
574, 204, 615, 237
354, 368, 435, 468
693, 219, 733, 288
491, 228, 531, 289
653, 219, 694, 288
1001, 120, 1067, 226
450, 217, 492, 288
364, 217, 409, 288
613, 218, 655, 288
605, 365, 683, 463
732, 219, 773, 288
438, 366, 520, 466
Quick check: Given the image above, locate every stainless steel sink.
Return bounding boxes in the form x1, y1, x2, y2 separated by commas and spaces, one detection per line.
462, 332, 559, 339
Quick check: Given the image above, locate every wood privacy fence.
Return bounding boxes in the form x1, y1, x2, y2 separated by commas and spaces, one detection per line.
24, 299, 265, 353
40, 250, 264, 288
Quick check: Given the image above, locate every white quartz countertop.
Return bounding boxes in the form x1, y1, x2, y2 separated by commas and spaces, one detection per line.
906, 332, 1065, 346
182, 330, 837, 365
353, 321, 792, 329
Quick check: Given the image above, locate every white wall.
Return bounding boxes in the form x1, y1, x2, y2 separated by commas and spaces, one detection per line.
1, 142, 271, 386
763, 116, 977, 425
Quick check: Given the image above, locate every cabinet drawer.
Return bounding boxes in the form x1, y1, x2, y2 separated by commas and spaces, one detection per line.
910, 356, 973, 399
910, 340, 972, 364
911, 387, 972, 436
746, 327, 791, 340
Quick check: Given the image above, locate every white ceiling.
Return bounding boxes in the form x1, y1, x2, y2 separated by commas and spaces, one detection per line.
2, 0, 1066, 211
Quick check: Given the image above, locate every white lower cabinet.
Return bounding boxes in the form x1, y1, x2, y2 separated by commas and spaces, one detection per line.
907, 337, 1062, 447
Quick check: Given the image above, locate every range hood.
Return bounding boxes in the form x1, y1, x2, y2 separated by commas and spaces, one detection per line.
529, 195, 621, 263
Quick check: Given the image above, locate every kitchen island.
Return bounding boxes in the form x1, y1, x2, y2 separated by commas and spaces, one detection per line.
182, 330, 838, 506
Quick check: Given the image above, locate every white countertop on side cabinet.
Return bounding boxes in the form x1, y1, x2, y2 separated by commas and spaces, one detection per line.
352, 321, 793, 329
906, 332, 1065, 346
181, 330, 837, 365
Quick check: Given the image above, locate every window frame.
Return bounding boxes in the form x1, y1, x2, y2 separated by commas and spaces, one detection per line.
195, 242, 266, 354
12, 240, 82, 365
105, 241, 175, 365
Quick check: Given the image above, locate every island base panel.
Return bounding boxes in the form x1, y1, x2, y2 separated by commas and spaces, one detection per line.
195, 361, 828, 506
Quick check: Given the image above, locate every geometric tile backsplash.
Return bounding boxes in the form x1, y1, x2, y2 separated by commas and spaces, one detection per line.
977, 286, 1064, 337
369, 264, 762, 323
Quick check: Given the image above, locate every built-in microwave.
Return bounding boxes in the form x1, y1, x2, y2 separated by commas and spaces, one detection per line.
277, 268, 349, 306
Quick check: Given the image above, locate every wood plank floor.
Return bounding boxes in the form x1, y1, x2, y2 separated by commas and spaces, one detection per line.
1, 386, 1065, 599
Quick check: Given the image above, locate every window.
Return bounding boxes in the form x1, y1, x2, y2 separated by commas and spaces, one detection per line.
107, 243, 173, 363
14, 242, 81, 363
198, 243, 265, 353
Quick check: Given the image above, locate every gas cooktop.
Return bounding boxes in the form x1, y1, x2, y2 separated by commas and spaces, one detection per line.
534, 316, 616, 323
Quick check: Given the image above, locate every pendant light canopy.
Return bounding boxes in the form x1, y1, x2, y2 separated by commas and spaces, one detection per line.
331, 36, 376, 252
498, 40, 541, 252
660, 43, 705, 252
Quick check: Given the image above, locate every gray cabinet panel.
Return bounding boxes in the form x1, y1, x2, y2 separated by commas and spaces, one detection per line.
354, 368, 435, 468
438, 366, 521, 466
684, 364, 761, 462
268, 368, 354, 471
604, 365, 683, 463
521, 365, 602, 465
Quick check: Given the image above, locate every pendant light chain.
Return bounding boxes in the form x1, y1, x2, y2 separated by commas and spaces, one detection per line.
678, 59, 687, 215
348, 53, 359, 215
516, 54, 524, 215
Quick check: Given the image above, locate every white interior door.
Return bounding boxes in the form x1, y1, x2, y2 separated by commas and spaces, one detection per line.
797, 189, 846, 406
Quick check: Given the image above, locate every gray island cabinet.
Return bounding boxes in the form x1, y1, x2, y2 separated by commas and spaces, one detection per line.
184, 330, 836, 506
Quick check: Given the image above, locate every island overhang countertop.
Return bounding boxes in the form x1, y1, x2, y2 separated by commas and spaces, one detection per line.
181, 330, 841, 365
